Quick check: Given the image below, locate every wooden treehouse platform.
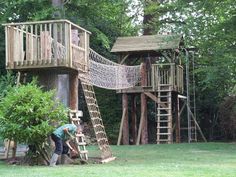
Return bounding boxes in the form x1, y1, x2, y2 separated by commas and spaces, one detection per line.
117, 63, 184, 94
3, 20, 90, 73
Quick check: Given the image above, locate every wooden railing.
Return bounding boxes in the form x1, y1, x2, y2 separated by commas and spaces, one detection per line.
3, 20, 90, 71
151, 63, 184, 93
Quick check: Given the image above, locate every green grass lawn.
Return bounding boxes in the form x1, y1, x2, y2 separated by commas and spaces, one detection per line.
0, 143, 236, 177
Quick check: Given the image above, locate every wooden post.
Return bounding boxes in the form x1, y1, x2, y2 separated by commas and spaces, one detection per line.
131, 95, 137, 144
117, 108, 127, 145
122, 94, 129, 145
140, 61, 148, 144
69, 71, 78, 110
174, 93, 180, 143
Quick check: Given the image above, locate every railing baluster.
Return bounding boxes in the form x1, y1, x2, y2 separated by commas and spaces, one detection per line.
40, 24, 43, 60
30, 25, 33, 63
53, 23, 58, 63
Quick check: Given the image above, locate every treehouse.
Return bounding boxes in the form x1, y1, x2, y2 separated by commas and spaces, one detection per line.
3, 20, 115, 162
111, 34, 185, 144
3, 20, 90, 73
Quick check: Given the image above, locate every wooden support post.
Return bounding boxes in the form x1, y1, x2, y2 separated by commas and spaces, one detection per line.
117, 108, 127, 145
122, 94, 129, 145
140, 61, 148, 144
69, 71, 78, 110
131, 95, 137, 144
136, 110, 145, 145
173, 93, 180, 143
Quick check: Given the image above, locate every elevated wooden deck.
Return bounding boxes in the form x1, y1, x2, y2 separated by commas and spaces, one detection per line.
3, 20, 90, 73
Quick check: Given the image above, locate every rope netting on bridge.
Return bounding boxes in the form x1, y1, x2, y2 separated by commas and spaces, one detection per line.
84, 49, 141, 90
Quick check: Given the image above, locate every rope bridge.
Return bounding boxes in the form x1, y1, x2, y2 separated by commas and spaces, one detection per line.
81, 49, 141, 90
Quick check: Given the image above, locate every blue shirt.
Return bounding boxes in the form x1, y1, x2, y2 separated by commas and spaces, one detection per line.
53, 124, 77, 140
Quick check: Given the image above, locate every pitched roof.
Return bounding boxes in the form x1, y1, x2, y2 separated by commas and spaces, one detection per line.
111, 34, 183, 53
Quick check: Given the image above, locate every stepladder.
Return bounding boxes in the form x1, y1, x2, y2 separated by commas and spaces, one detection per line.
69, 110, 88, 160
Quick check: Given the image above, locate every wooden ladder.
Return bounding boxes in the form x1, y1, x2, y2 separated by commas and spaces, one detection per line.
69, 110, 88, 160
79, 79, 113, 161
156, 85, 172, 144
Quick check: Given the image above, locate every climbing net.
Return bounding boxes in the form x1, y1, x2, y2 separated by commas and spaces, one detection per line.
87, 49, 141, 90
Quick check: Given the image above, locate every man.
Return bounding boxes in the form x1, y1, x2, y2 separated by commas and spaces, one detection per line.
49, 124, 80, 166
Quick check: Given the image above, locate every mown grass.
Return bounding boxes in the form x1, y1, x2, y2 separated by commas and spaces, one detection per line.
0, 143, 236, 177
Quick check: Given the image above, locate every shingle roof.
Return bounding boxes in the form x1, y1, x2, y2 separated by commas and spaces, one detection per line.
111, 34, 183, 53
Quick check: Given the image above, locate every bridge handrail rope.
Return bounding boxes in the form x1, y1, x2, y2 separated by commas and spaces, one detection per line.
80, 48, 141, 90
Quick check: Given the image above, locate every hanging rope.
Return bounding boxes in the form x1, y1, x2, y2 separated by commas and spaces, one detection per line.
86, 49, 141, 90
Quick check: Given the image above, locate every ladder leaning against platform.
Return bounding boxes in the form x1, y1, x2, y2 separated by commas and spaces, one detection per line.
79, 72, 115, 163
68, 110, 88, 160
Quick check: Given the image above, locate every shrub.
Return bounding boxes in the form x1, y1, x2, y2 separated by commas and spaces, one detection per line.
0, 79, 68, 164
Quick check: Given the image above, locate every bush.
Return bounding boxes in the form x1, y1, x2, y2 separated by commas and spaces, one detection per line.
0, 79, 68, 164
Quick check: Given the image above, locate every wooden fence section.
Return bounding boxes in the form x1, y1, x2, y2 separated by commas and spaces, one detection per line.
3, 20, 90, 72
151, 63, 184, 93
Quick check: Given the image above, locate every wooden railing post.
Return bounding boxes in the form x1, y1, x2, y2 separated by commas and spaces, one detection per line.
69, 23, 72, 68
5, 26, 8, 68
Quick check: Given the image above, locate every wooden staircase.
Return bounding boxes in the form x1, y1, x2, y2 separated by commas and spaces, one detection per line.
156, 85, 172, 144
79, 73, 114, 161
69, 110, 88, 160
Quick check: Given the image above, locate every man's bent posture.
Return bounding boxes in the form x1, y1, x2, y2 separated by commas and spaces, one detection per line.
49, 124, 80, 166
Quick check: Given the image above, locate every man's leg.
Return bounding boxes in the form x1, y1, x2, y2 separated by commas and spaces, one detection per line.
50, 134, 62, 166
61, 142, 71, 164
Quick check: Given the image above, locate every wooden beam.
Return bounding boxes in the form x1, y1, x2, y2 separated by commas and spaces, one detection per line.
117, 108, 127, 145
120, 54, 130, 64
136, 110, 145, 145
101, 156, 116, 163
161, 51, 172, 63
144, 92, 167, 108
186, 104, 207, 142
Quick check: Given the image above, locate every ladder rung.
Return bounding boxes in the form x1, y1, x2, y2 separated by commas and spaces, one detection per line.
157, 126, 171, 129
157, 108, 171, 110
79, 150, 88, 154
76, 133, 85, 137
78, 142, 87, 146
157, 114, 171, 116
159, 95, 171, 98
157, 133, 171, 135
157, 139, 171, 142
71, 118, 80, 121
157, 120, 171, 122
95, 131, 106, 135
94, 124, 104, 128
